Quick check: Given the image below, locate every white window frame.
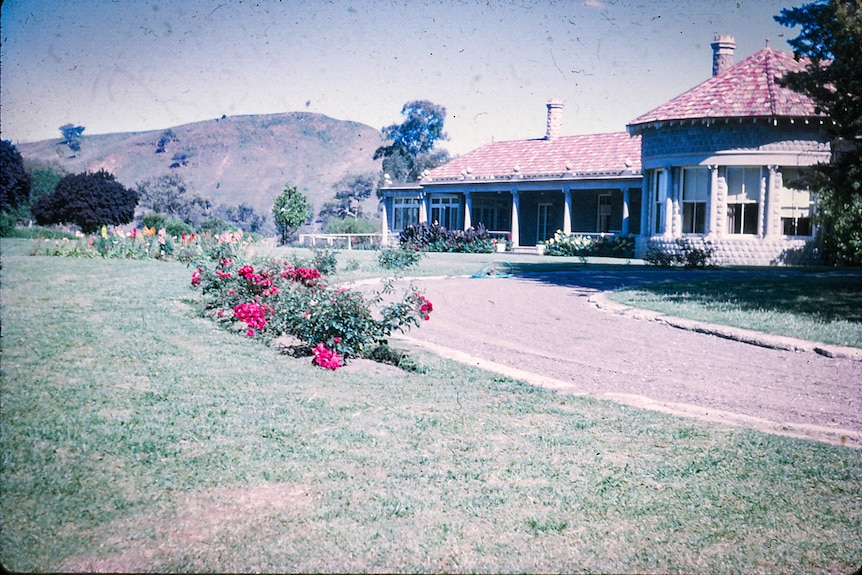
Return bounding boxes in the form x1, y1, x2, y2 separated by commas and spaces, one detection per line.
537, 202, 554, 243
726, 167, 762, 235
392, 197, 420, 231
430, 196, 461, 230
681, 167, 708, 234
653, 169, 667, 235
778, 168, 815, 237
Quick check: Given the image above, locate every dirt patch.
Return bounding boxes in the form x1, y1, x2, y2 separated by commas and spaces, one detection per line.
58, 482, 313, 573
396, 273, 861, 449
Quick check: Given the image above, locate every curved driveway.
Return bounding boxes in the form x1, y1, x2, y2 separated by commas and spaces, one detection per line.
396, 269, 862, 448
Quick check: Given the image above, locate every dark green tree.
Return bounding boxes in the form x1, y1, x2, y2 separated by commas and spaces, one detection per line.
136, 174, 211, 228
59, 123, 85, 153
32, 169, 137, 233
26, 161, 66, 209
0, 140, 32, 213
272, 184, 311, 245
319, 173, 376, 221
213, 202, 268, 234
374, 100, 450, 182
775, 0, 862, 265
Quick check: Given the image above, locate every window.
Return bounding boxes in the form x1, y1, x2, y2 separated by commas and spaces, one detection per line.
392, 197, 419, 231
779, 168, 814, 236
682, 168, 708, 234
726, 167, 761, 235
653, 170, 667, 234
472, 197, 511, 231
430, 196, 461, 230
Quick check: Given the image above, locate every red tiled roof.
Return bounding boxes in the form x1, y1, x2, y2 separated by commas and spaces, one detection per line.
425, 132, 641, 182
628, 47, 825, 128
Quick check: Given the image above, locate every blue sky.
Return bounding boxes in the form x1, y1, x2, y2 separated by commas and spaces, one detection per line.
1, 0, 799, 155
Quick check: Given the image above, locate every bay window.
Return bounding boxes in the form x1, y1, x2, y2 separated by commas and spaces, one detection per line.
726, 167, 761, 235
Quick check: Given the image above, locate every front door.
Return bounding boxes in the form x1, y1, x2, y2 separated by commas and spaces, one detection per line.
537, 203, 553, 243
598, 194, 611, 233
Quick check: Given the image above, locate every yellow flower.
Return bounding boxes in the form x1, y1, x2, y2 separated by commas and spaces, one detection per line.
100, 225, 108, 239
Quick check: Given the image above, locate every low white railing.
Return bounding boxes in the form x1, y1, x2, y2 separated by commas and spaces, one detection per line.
298, 233, 383, 250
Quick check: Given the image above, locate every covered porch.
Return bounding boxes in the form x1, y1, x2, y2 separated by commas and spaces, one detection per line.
381, 180, 642, 248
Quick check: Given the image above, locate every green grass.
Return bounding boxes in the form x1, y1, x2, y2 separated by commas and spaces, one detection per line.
609, 274, 862, 348
1, 241, 861, 572
2, 226, 79, 240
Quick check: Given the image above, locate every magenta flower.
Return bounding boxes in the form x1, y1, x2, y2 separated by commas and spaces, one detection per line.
312, 343, 343, 370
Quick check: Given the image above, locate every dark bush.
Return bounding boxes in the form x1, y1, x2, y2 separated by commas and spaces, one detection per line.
398, 222, 495, 253
32, 169, 137, 233
0, 140, 32, 215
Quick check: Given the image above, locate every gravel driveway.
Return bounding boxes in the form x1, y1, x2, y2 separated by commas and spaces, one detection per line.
396, 269, 862, 449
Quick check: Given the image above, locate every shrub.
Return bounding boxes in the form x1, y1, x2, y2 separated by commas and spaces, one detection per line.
198, 218, 235, 236
191, 259, 434, 367
398, 222, 495, 253
644, 243, 677, 267
379, 246, 425, 271
311, 248, 338, 275
325, 217, 378, 235
544, 231, 635, 259
645, 238, 716, 269
32, 169, 137, 233
164, 218, 194, 238
142, 213, 166, 230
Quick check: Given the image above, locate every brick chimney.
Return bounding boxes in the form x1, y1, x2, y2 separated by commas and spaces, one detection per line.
711, 35, 736, 76
545, 99, 564, 141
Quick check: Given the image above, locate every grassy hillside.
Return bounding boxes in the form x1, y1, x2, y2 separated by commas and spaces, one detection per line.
15, 112, 385, 225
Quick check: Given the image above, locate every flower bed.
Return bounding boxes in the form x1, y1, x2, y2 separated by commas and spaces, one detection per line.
31, 225, 256, 262
191, 257, 433, 370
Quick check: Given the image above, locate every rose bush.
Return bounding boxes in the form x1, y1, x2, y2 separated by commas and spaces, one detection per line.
191, 257, 433, 369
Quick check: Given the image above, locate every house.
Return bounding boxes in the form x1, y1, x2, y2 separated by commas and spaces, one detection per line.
628, 36, 830, 265
378, 36, 830, 265
379, 102, 643, 249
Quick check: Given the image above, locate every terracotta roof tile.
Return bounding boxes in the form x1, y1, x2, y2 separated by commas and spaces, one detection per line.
425, 132, 641, 182
629, 47, 825, 127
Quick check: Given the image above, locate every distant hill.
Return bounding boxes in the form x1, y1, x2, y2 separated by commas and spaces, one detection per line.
15, 112, 386, 228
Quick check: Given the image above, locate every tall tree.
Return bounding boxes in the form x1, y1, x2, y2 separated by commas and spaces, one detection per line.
272, 184, 311, 245
136, 174, 210, 227
775, 0, 862, 265
212, 202, 268, 234
319, 173, 376, 221
374, 100, 450, 182
59, 123, 85, 153
0, 140, 32, 214
25, 161, 66, 209
32, 169, 137, 233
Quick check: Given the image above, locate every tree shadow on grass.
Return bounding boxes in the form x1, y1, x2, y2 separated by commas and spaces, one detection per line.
510, 263, 862, 324
639, 274, 862, 324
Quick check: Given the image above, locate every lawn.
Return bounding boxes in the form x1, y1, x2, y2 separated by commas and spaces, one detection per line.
1, 240, 860, 573
608, 273, 862, 348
